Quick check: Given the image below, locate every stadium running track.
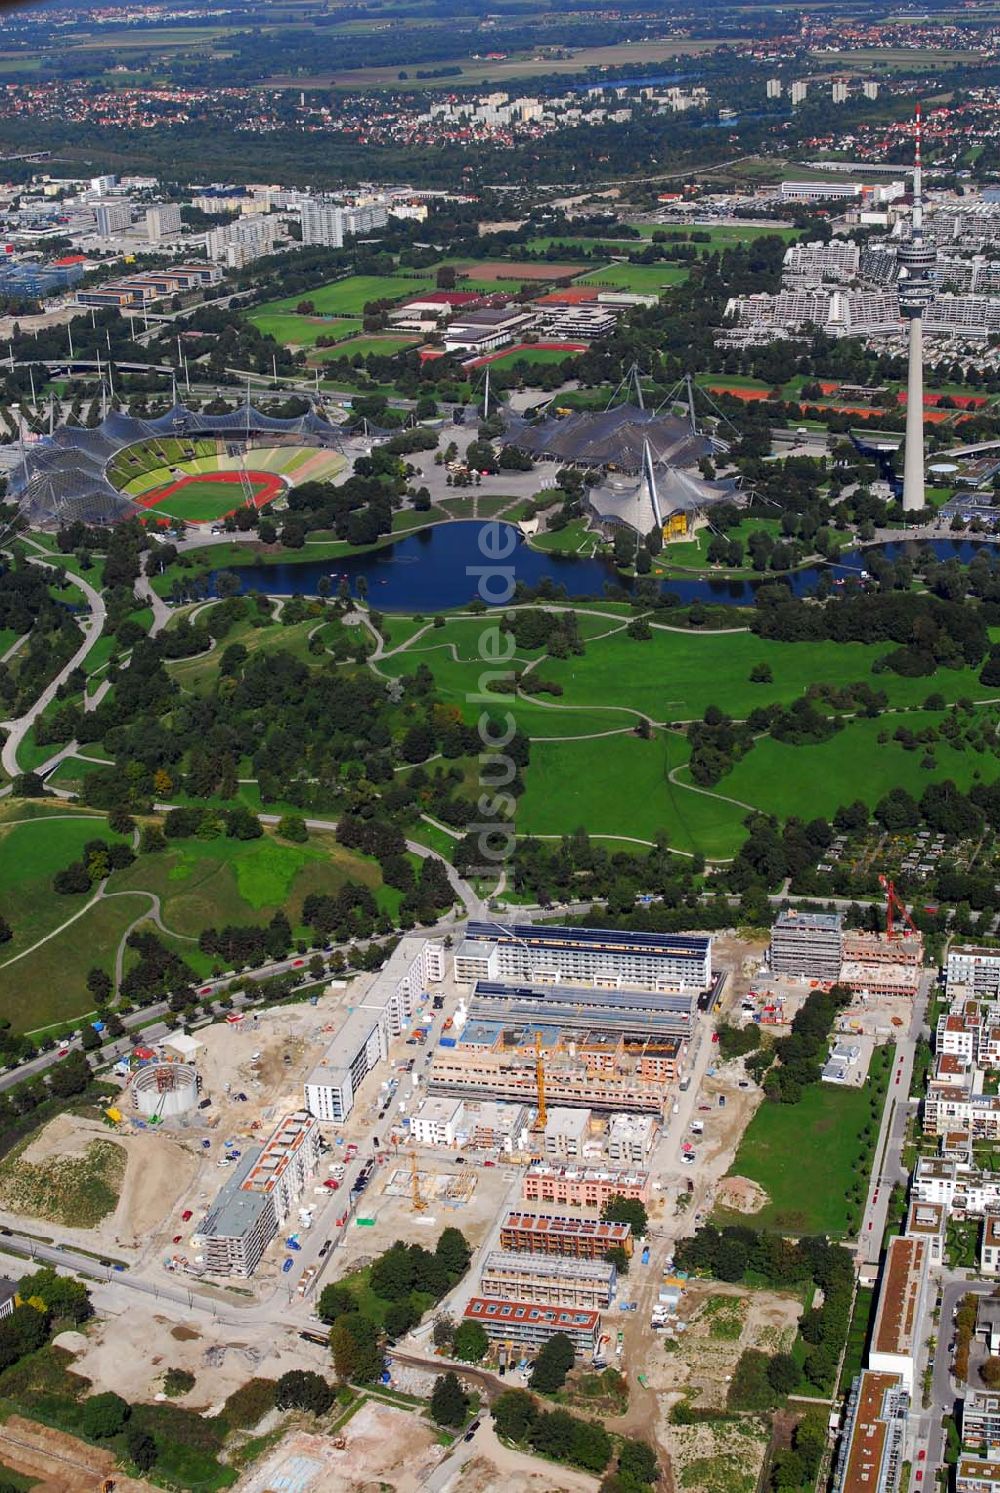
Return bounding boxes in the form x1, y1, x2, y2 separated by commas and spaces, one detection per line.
134, 469, 284, 524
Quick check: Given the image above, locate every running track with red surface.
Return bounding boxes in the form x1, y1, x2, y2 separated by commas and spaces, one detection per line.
134, 469, 284, 521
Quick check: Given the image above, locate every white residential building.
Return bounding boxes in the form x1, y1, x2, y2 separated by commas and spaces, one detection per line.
543, 1107, 592, 1160
304, 939, 444, 1123
145, 203, 183, 242
948, 947, 1000, 999
868, 1237, 928, 1395
94, 201, 132, 236
607, 1112, 658, 1164
409, 1096, 465, 1148
301, 198, 345, 249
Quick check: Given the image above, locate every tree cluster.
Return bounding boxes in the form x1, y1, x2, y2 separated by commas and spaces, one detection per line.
493, 1388, 612, 1475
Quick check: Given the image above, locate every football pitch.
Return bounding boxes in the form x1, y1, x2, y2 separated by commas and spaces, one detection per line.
136, 471, 283, 523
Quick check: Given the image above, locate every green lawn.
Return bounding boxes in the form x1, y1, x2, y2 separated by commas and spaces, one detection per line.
529, 518, 603, 555
482, 347, 581, 367
516, 729, 748, 859
107, 827, 394, 941
540, 628, 886, 723
716, 1058, 890, 1235
575, 262, 690, 295
145, 475, 275, 523
626, 222, 800, 249
655, 517, 784, 571
0, 804, 132, 1027
245, 311, 364, 348
716, 708, 996, 821
0, 805, 397, 1025
250, 273, 434, 323
327, 334, 420, 357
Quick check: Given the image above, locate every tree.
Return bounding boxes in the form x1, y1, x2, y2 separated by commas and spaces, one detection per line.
163, 1367, 195, 1396
433, 1316, 455, 1349
617, 1437, 660, 1488
329, 1317, 360, 1382
766, 1351, 801, 1395
47, 1050, 90, 1099
0, 915, 11, 945
529, 1332, 575, 1392
329, 1312, 381, 1384
430, 1371, 468, 1428
86, 967, 113, 1005
570, 1417, 612, 1474
750, 662, 773, 684
277, 815, 308, 843
600, 1195, 647, 1238
276, 1369, 334, 1416
981, 1356, 1000, 1389
452, 1319, 489, 1363
384, 1298, 417, 1339
0, 1303, 49, 1371
604, 1244, 630, 1277
18, 1268, 91, 1323
493, 1387, 537, 1443
436, 1226, 471, 1279
318, 1283, 355, 1324
81, 1391, 130, 1439
126, 1428, 157, 1472
530, 1407, 576, 1460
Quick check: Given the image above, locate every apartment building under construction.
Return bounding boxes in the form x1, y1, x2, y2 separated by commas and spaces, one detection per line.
499, 1210, 633, 1260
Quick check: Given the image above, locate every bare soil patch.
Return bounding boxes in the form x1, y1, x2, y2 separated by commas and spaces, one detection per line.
457, 260, 588, 281
716, 1176, 769, 1214
237, 1402, 442, 1492
0, 1415, 156, 1493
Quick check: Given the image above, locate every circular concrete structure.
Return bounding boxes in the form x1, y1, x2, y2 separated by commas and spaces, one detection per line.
131, 1061, 199, 1118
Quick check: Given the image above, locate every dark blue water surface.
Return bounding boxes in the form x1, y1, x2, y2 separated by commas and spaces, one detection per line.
211, 523, 997, 611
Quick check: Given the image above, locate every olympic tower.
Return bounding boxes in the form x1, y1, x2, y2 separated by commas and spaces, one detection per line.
898, 106, 937, 513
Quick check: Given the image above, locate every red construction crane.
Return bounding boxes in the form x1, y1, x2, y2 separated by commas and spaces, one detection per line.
878, 874, 920, 941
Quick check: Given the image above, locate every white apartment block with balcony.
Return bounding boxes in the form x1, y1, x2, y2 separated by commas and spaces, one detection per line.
305, 938, 444, 1123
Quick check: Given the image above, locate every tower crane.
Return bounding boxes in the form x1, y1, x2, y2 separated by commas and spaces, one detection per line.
409, 1148, 427, 1212
878, 874, 920, 941
530, 1031, 547, 1133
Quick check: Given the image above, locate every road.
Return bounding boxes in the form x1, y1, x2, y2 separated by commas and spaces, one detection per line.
918, 1275, 996, 1476
857, 974, 930, 1268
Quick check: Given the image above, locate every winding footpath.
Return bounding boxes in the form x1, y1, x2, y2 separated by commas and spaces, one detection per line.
0, 553, 107, 779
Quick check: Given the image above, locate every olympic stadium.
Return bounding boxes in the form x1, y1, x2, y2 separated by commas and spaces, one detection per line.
8, 400, 350, 530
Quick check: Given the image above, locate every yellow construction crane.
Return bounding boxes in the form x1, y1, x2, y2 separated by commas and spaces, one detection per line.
531, 1031, 547, 1132
410, 1148, 427, 1212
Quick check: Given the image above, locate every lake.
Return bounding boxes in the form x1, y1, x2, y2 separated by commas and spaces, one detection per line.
209, 522, 997, 611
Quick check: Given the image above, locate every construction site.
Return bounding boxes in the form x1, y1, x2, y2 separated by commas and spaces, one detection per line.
0, 921, 804, 1492
768, 876, 925, 998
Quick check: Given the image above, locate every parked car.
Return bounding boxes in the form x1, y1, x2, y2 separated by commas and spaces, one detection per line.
181, 1210, 193, 1221
282, 1258, 294, 1274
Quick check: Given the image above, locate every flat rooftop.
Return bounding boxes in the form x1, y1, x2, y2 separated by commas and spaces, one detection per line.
502, 1211, 631, 1242
526, 1163, 648, 1188
774, 909, 842, 932
872, 1237, 926, 1358
839, 1370, 906, 1493
465, 922, 711, 961
473, 980, 697, 1016
483, 1250, 616, 1283
197, 1147, 268, 1242
464, 1297, 600, 1333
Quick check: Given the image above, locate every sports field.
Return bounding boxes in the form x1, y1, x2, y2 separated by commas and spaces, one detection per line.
135, 470, 284, 523
250, 273, 435, 321
576, 262, 690, 295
